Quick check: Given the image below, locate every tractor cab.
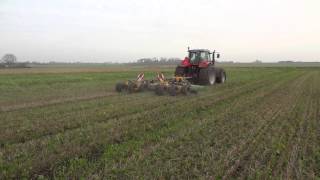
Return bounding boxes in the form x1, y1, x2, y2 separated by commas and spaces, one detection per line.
189, 49, 220, 64
181, 49, 220, 68
188, 49, 210, 65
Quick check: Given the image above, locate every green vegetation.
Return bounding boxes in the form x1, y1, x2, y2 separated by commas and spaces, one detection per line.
0, 66, 319, 179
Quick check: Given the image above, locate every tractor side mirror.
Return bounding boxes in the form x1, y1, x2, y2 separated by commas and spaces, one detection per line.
217, 53, 220, 58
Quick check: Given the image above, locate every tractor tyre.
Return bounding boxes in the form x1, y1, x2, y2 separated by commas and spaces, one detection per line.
175, 66, 185, 76
217, 70, 226, 84
155, 85, 165, 96
168, 85, 178, 96
115, 83, 127, 92
199, 67, 216, 85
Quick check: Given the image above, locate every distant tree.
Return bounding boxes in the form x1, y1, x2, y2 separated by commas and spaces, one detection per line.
278, 61, 294, 63
1, 54, 17, 64
254, 59, 262, 63
167, 58, 180, 64
137, 58, 155, 63
136, 57, 181, 64
159, 57, 165, 63
152, 57, 159, 63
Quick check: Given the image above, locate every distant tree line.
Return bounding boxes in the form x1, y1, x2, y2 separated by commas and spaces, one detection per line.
135, 57, 181, 65
0, 54, 30, 68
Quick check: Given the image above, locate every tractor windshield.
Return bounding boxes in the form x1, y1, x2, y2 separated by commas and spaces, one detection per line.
189, 51, 209, 64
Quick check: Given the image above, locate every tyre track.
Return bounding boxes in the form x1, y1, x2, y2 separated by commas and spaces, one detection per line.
283, 72, 319, 179
0, 92, 117, 112
255, 72, 315, 178
221, 71, 311, 179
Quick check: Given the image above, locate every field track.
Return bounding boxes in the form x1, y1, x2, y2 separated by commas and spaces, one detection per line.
0, 67, 319, 179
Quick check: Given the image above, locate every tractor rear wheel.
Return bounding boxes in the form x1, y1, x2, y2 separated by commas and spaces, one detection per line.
217, 70, 226, 84
199, 67, 216, 85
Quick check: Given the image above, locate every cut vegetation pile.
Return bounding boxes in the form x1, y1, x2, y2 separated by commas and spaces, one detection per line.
0, 66, 319, 179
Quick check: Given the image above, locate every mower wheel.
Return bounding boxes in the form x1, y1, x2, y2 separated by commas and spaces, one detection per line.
127, 81, 137, 93
115, 83, 127, 92
168, 85, 178, 96
143, 80, 150, 90
181, 85, 190, 95
155, 85, 165, 96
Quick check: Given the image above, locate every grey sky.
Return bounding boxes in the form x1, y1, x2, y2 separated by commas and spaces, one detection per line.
0, 0, 319, 62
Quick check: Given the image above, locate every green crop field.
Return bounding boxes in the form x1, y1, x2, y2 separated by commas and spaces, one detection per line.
0, 66, 320, 179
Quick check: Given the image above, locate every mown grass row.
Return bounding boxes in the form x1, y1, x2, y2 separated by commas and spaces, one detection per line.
0, 67, 317, 179
130, 70, 319, 179
81, 69, 308, 179
51, 69, 302, 178
0, 67, 286, 109
0, 68, 294, 178
0, 70, 174, 109
264, 71, 320, 179
49, 71, 298, 178
0, 68, 288, 146
220, 72, 312, 179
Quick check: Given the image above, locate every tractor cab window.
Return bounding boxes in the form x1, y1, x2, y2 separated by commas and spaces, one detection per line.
189, 51, 209, 63
200, 52, 209, 60
189, 52, 197, 63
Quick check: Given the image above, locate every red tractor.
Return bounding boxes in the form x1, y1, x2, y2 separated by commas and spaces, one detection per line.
175, 48, 226, 85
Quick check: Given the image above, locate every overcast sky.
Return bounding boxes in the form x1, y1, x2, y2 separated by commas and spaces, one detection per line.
0, 0, 319, 62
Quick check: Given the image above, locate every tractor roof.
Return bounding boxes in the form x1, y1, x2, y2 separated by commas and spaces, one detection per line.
188, 49, 211, 53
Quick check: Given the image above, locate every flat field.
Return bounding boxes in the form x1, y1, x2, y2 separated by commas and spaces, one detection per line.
0, 66, 319, 179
